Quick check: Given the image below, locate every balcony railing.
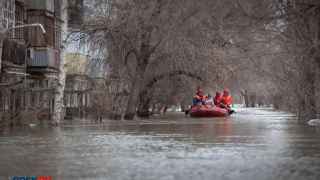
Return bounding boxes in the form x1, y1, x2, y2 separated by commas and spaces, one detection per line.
1, 38, 26, 66
27, 48, 60, 70
27, 10, 55, 47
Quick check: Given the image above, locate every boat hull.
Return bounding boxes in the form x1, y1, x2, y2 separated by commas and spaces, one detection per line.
189, 105, 229, 117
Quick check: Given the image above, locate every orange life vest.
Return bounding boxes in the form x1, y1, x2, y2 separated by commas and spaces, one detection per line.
214, 95, 222, 105
221, 95, 232, 106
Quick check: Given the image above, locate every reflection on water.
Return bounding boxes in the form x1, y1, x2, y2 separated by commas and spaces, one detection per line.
0, 108, 320, 180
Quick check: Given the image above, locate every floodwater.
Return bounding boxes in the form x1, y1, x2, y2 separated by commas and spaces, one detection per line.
0, 108, 320, 180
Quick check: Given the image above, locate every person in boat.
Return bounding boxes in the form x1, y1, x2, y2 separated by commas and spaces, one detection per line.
205, 94, 214, 105
221, 89, 232, 108
214, 92, 222, 106
220, 89, 235, 114
193, 88, 205, 106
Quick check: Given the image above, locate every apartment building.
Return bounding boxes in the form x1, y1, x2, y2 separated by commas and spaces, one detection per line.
0, 0, 83, 124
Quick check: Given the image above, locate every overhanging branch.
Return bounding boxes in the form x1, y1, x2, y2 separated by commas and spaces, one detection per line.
144, 70, 203, 90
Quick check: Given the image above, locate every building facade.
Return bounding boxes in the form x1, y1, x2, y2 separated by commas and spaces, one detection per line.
63, 53, 109, 120
0, 0, 65, 125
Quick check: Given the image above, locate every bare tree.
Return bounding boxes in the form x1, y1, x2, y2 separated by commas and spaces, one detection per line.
78, 0, 319, 122
52, 0, 69, 125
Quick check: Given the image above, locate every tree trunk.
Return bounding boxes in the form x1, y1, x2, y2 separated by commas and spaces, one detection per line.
272, 94, 281, 109
109, 94, 125, 120
241, 90, 249, 107
316, 57, 320, 119
0, 32, 4, 72
124, 69, 143, 120
249, 93, 257, 107
107, 78, 128, 120
0, 39, 3, 72
137, 89, 152, 117
303, 70, 317, 121
52, 0, 68, 125
0, 1, 5, 71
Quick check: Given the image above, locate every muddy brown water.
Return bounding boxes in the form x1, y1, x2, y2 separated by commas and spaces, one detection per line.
0, 108, 320, 180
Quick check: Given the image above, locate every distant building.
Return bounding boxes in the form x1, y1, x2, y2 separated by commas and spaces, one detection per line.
64, 53, 89, 75
63, 52, 109, 119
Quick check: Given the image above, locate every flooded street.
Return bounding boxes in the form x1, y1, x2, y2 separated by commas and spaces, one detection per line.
0, 108, 320, 180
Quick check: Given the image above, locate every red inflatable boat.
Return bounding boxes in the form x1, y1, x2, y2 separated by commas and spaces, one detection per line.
189, 105, 230, 117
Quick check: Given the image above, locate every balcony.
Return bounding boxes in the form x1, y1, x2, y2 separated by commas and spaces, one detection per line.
27, 10, 55, 47
26, 0, 54, 13
1, 38, 26, 74
27, 48, 60, 74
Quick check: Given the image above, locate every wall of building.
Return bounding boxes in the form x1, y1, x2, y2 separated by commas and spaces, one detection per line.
0, 0, 65, 126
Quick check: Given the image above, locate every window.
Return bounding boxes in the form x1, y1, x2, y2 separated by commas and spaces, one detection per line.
1, 0, 15, 38
14, 1, 25, 41
55, 20, 62, 49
